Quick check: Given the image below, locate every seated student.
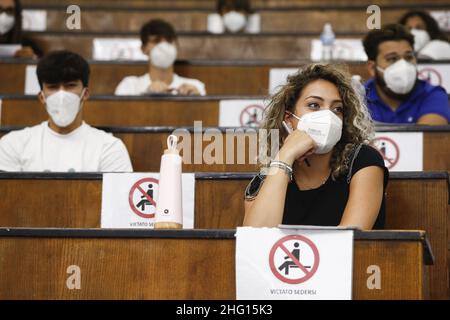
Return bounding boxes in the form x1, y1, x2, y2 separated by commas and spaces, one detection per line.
243, 64, 388, 230
399, 10, 450, 60
362, 24, 449, 125
207, 0, 260, 34
115, 19, 206, 96
0, 50, 133, 172
0, 0, 42, 58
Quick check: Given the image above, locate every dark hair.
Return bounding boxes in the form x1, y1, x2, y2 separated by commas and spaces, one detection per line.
140, 19, 176, 46
1, 0, 22, 43
36, 50, 90, 89
363, 24, 414, 61
217, 0, 253, 14
399, 10, 448, 42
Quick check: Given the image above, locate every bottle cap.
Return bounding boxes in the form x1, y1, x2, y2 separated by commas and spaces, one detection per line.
164, 135, 180, 155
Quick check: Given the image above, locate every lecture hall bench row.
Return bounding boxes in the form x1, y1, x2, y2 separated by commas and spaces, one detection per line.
0, 228, 434, 299
0, 171, 447, 299
1, 123, 448, 172
20, 2, 440, 33
1, 59, 372, 95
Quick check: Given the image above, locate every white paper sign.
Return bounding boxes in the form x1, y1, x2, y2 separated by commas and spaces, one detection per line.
101, 172, 195, 228
269, 68, 298, 95
93, 38, 148, 60
0, 44, 21, 57
22, 10, 47, 31
311, 39, 368, 61
418, 64, 450, 92
24, 65, 40, 95
430, 11, 450, 31
372, 132, 423, 171
236, 227, 354, 300
219, 99, 266, 127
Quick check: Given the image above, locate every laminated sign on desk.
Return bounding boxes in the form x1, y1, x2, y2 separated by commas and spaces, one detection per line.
235, 226, 354, 300
101, 172, 195, 229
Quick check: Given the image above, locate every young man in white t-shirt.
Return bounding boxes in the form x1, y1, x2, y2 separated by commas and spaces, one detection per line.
0, 50, 133, 172
115, 19, 206, 96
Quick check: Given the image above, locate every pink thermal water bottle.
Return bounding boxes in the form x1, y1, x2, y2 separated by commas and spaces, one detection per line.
154, 135, 183, 229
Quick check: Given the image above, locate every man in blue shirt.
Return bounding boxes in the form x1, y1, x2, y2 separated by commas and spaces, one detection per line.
362, 24, 449, 125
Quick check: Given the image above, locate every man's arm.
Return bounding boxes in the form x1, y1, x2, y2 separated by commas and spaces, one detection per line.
417, 113, 448, 125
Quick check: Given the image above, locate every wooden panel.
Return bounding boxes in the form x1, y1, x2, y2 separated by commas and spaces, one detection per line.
22, 33, 326, 60
0, 61, 370, 95
40, 9, 411, 33
21, 0, 450, 8
423, 132, 450, 171
0, 99, 220, 127
385, 179, 449, 300
0, 234, 427, 299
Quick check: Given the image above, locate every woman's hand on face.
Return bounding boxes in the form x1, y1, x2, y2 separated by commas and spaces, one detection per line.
277, 129, 316, 165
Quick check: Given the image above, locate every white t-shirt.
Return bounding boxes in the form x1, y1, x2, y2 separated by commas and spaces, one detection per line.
0, 121, 133, 172
114, 73, 206, 96
418, 40, 450, 60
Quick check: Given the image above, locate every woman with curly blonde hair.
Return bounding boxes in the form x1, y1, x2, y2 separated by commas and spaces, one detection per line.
243, 63, 388, 230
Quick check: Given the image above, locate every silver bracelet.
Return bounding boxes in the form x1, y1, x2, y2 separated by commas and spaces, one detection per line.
269, 160, 293, 181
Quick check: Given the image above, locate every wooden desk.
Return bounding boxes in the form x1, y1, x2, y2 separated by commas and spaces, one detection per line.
1, 125, 448, 172
0, 59, 370, 95
0, 228, 433, 299
0, 171, 447, 299
24, 4, 414, 33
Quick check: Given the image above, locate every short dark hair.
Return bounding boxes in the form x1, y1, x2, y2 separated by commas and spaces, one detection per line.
36, 50, 90, 89
217, 0, 253, 14
399, 10, 448, 42
140, 19, 176, 46
363, 24, 415, 61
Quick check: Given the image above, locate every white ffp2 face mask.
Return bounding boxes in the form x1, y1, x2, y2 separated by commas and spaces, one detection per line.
410, 28, 431, 52
44, 89, 85, 127
150, 41, 177, 69
0, 12, 15, 35
289, 109, 343, 154
377, 59, 417, 95
223, 11, 247, 33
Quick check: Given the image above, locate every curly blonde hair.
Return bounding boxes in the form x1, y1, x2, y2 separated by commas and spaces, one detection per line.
261, 63, 375, 180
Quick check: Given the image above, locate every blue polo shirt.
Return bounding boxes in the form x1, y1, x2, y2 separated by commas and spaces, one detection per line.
364, 79, 449, 124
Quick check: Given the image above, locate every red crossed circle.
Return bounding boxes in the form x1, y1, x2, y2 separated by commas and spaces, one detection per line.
269, 235, 320, 284
128, 177, 159, 219
372, 137, 400, 169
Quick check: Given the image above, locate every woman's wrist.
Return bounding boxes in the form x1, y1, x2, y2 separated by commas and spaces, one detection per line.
276, 150, 295, 166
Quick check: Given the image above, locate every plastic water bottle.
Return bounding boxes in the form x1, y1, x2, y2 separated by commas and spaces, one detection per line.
320, 23, 335, 61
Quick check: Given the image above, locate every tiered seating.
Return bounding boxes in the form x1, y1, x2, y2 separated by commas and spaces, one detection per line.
0, 171, 447, 299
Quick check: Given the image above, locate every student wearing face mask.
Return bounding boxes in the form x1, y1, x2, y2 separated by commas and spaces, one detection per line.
0, 51, 133, 172
115, 19, 206, 96
363, 24, 449, 125
0, 0, 42, 58
243, 64, 388, 230
207, 0, 260, 34
399, 10, 450, 60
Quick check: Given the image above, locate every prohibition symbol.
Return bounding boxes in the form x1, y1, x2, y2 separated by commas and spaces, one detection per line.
269, 235, 320, 284
418, 67, 442, 86
128, 177, 159, 219
372, 137, 400, 169
239, 104, 265, 127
